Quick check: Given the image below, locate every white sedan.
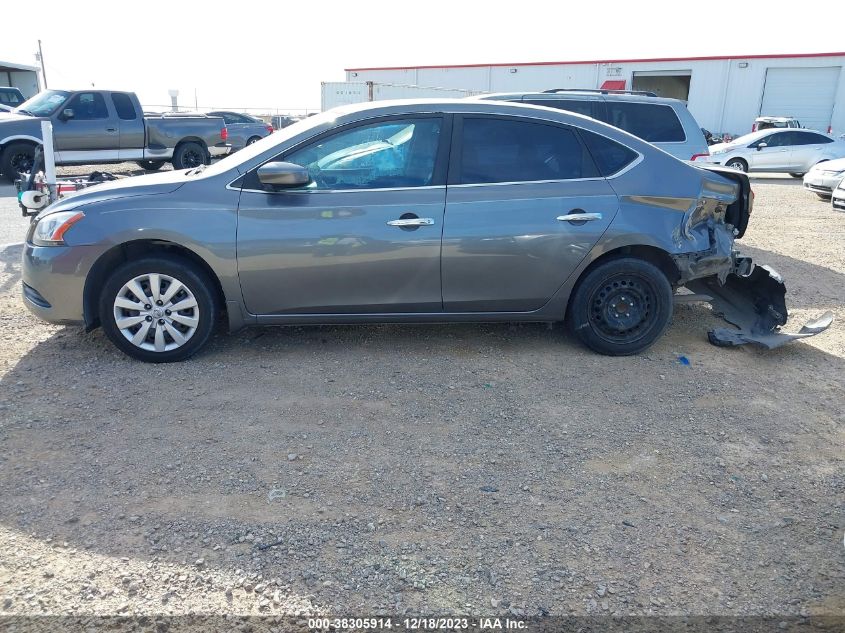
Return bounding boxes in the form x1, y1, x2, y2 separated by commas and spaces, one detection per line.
695, 129, 845, 176
803, 157, 845, 199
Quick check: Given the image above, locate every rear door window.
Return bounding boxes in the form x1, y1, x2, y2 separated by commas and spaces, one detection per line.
111, 93, 137, 120
457, 117, 598, 184
788, 131, 833, 145
605, 102, 686, 142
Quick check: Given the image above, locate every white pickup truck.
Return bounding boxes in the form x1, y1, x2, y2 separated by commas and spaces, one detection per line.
0, 89, 230, 179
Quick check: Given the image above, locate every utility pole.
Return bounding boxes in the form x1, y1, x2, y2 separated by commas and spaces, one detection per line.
37, 39, 48, 88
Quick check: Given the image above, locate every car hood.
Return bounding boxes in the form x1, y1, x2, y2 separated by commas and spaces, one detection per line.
810, 156, 845, 172
36, 170, 190, 219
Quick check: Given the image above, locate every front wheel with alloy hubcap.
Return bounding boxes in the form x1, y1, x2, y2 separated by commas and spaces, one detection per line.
99, 256, 217, 362
568, 257, 673, 356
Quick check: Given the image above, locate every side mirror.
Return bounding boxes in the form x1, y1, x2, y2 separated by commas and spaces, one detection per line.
257, 161, 310, 188
756, 142, 767, 151
59, 108, 75, 121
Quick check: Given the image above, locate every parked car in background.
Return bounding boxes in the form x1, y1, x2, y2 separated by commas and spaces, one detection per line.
831, 176, 845, 211
0, 89, 230, 179
752, 116, 801, 132
206, 111, 273, 151
696, 128, 845, 176
482, 89, 709, 161
0, 86, 25, 110
803, 157, 845, 199
271, 114, 302, 130
20, 98, 771, 363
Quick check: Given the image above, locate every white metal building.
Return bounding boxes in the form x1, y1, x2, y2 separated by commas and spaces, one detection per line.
0, 60, 41, 98
343, 52, 845, 136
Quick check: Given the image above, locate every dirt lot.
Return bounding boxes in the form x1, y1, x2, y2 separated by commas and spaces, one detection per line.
0, 178, 842, 620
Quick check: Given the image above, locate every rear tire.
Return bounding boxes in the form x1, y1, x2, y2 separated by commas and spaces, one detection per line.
171, 142, 208, 170
136, 160, 165, 171
568, 257, 673, 356
0, 142, 36, 180
725, 158, 748, 173
99, 256, 218, 363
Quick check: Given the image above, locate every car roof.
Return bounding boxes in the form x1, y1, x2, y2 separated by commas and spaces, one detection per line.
755, 116, 798, 121
483, 90, 686, 105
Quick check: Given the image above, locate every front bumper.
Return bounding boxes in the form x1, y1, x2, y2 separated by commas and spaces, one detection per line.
832, 190, 845, 211
686, 259, 833, 349
21, 242, 97, 326
803, 172, 843, 195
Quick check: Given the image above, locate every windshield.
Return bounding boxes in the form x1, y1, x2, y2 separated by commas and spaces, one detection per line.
198, 110, 341, 178
729, 131, 767, 146
15, 90, 71, 116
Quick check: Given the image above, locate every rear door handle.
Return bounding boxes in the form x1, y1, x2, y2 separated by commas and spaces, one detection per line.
557, 212, 602, 222
387, 218, 435, 227
106, 127, 117, 132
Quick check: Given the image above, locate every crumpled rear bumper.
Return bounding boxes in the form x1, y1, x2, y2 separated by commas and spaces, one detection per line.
686, 258, 833, 349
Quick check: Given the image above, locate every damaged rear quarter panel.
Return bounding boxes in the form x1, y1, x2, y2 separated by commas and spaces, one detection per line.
596, 152, 742, 285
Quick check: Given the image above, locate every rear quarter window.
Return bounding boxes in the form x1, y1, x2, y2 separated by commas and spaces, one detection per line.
523, 99, 595, 118
605, 102, 686, 143
580, 130, 639, 176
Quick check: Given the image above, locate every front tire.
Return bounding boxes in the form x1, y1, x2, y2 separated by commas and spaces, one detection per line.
725, 158, 748, 173
0, 142, 36, 180
99, 256, 218, 363
246, 136, 262, 146
568, 257, 674, 356
789, 172, 805, 178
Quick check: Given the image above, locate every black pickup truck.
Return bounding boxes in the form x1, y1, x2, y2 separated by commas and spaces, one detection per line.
0, 89, 230, 179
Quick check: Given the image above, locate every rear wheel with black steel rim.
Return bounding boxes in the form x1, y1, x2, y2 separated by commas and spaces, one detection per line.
99, 256, 218, 362
172, 142, 208, 170
568, 257, 673, 356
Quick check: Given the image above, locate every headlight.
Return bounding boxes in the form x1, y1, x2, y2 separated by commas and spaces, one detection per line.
31, 211, 85, 246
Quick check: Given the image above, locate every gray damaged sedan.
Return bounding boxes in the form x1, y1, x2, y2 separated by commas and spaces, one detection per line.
21, 99, 832, 362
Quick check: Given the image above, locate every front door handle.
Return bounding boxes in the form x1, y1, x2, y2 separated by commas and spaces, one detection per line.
387, 217, 435, 227
106, 127, 117, 132
557, 212, 603, 222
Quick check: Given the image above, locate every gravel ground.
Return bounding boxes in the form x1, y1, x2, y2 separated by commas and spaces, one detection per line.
0, 178, 842, 620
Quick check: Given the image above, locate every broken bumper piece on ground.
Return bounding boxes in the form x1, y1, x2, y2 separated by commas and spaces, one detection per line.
686, 262, 834, 349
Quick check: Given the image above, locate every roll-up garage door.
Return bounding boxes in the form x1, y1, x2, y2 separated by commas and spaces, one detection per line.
760, 67, 840, 132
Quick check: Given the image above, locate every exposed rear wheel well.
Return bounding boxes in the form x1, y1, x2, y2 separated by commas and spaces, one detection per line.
83, 240, 225, 329
573, 245, 681, 296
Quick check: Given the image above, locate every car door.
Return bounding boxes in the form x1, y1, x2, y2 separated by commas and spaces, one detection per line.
236, 114, 450, 315
111, 92, 145, 160
52, 92, 118, 162
441, 115, 619, 312
747, 131, 791, 171
787, 131, 834, 172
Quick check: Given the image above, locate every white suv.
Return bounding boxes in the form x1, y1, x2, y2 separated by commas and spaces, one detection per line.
752, 116, 801, 132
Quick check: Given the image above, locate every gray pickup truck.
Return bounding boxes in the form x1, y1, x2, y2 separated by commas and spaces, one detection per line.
0, 89, 230, 180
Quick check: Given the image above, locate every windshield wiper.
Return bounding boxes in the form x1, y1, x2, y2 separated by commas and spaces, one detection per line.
187, 164, 207, 176
15, 109, 34, 116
